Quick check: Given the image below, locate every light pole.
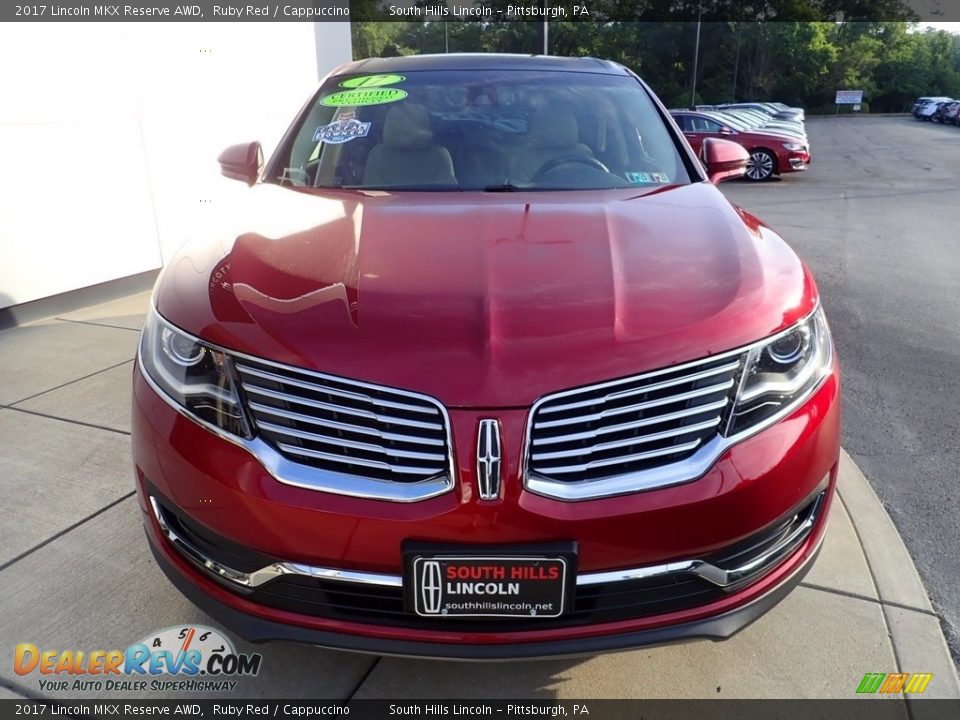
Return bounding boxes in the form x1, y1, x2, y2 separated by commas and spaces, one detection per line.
690, 11, 702, 109
534, 1, 549, 55
542, 1, 549, 55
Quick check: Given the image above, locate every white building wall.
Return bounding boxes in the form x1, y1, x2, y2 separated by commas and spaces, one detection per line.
0, 22, 352, 310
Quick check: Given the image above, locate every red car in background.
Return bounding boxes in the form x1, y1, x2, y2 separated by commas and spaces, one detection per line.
133, 54, 840, 658
671, 110, 811, 181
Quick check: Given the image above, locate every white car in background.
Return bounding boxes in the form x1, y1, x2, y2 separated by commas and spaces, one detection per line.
914, 97, 952, 120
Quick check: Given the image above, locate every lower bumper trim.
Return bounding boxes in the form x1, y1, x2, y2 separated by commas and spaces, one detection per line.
149, 488, 824, 594
147, 529, 822, 660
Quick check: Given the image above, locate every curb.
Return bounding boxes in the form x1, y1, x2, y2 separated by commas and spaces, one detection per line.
837, 449, 960, 697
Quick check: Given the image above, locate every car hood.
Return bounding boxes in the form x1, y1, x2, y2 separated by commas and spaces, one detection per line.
744, 130, 807, 145
156, 182, 816, 408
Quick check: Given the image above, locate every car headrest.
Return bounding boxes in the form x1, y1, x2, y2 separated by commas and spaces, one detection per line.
383, 103, 434, 150
527, 107, 579, 150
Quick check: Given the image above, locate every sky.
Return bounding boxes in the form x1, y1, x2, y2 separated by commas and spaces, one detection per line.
921, 22, 960, 33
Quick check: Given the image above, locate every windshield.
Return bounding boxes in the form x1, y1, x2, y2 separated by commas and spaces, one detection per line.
706, 112, 748, 131
733, 110, 771, 126
270, 70, 692, 192
715, 110, 761, 129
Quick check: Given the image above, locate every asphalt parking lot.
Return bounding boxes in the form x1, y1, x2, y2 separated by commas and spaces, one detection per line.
722, 115, 960, 662
1, 116, 958, 701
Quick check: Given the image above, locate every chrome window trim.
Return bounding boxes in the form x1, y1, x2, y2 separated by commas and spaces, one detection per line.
150, 488, 823, 592
138, 307, 456, 503
522, 303, 832, 501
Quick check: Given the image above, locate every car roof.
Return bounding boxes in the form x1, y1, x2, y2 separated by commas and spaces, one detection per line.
332, 53, 630, 76
670, 110, 716, 118
671, 109, 800, 137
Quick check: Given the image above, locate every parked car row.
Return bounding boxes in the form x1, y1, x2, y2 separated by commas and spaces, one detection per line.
670, 102, 809, 181
913, 97, 960, 124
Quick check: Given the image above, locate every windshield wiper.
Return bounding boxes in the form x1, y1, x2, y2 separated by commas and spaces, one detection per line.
482, 183, 524, 192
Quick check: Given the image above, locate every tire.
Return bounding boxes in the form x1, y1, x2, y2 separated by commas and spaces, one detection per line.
745, 149, 776, 181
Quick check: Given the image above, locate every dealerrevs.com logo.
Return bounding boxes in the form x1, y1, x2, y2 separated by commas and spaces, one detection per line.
14, 625, 262, 693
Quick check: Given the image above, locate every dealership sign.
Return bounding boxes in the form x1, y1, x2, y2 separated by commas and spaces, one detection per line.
835, 90, 864, 105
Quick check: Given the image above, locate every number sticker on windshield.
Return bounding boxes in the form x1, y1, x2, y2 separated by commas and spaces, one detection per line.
321, 88, 408, 107
340, 74, 405, 89
626, 171, 670, 184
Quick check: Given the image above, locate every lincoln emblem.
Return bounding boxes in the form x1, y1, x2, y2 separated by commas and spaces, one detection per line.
476, 419, 502, 500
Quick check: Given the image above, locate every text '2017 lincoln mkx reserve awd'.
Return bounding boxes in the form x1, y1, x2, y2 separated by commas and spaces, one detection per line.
132, 54, 840, 659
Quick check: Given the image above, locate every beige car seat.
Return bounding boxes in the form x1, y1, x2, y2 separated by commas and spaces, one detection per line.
509, 107, 593, 182
363, 103, 456, 186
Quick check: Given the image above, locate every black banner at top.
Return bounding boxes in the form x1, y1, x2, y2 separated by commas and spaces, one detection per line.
3, 0, 960, 23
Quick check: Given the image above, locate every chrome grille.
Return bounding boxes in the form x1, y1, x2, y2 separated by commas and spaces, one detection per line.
527, 354, 745, 483
235, 359, 451, 484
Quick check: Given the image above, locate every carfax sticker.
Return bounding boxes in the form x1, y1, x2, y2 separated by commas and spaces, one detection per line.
626, 171, 670, 184
313, 118, 371, 144
320, 88, 408, 107
340, 74, 405, 89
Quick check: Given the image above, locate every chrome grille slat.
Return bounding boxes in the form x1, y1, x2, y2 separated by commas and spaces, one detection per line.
532, 399, 729, 447
539, 360, 741, 415
236, 363, 437, 415
527, 354, 745, 486
234, 357, 452, 486
247, 402, 446, 447
539, 439, 703, 475
531, 417, 721, 461
242, 384, 444, 431
258, 420, 447, 462
535, 380, 735, 430
277, 442, 440, 476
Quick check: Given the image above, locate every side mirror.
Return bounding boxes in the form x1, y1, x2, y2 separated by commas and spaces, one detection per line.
218, 142, 263, 186
700, 138, 749, 184
719, 126, 735, 135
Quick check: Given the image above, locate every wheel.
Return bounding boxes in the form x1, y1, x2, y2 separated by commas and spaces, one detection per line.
745, 149, 776, 181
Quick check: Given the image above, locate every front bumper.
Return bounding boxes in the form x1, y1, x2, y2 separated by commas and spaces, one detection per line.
784, 151, 811, 172
133, 362, 840, 657
147, 519, 824, 659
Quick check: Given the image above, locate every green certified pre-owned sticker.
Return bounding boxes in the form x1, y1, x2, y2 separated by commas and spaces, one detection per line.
340, 74, 405, 88
321, 88, 408, 107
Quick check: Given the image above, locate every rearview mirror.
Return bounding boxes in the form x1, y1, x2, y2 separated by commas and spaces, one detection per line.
700, 138, 749, 184
218, 142, 263, 186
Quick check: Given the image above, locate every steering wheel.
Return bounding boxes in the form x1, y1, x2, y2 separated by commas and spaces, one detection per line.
531, 155, 610, 182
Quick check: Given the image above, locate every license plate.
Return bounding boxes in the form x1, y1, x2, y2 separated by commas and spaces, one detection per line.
409, 555, 568, 618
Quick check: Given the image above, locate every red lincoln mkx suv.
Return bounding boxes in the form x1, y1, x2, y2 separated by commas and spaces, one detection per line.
132, 54, 841, 659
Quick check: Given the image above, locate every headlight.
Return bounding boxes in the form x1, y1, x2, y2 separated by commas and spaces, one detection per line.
139, 308, 251, 438
783, 142, 806, 151
724, 307, 833, 436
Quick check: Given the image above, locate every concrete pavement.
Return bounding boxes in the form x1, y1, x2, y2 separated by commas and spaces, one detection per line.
0, 290, 956, 700
721, 116, 960, 661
